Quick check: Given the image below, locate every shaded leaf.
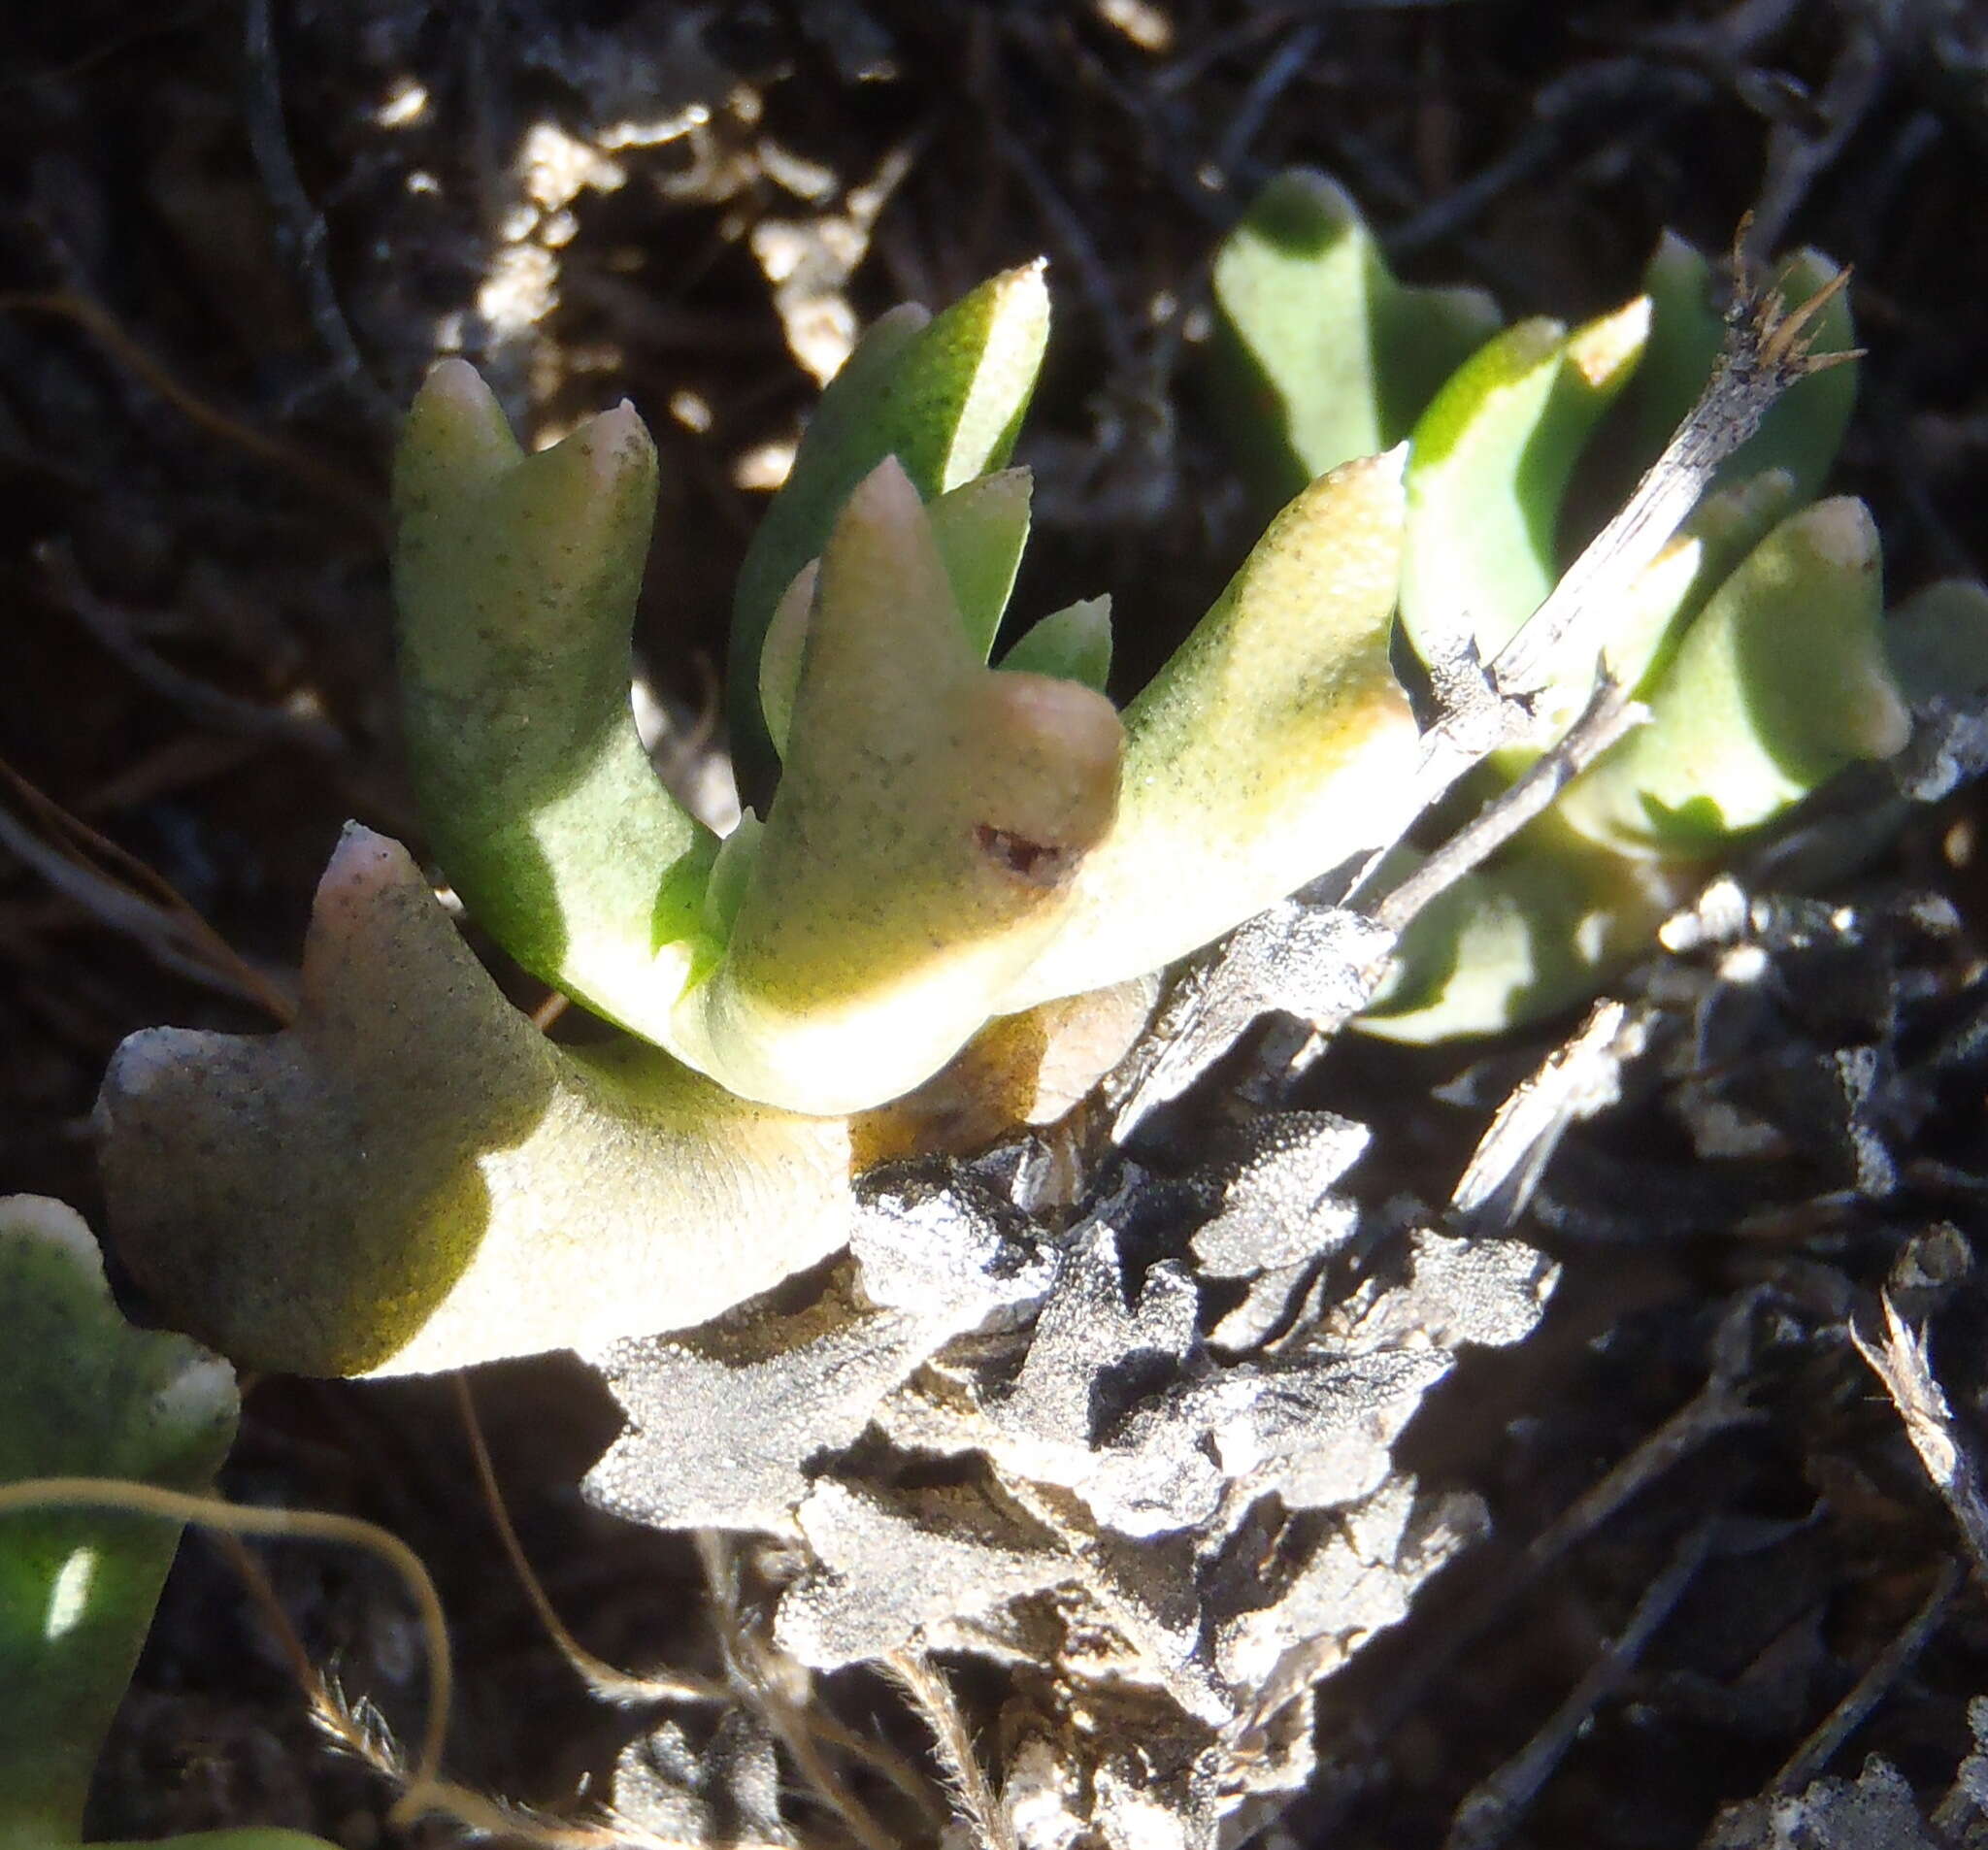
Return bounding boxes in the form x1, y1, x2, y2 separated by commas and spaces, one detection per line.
0, 1198, 237, 1848
999, 594, 1113, 692
1558, 499, 1908, 856
1209, 170, 1500, 505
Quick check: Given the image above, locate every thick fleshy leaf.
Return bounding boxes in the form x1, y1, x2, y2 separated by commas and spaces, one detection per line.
1487, 468, 1800, 779
676, 460, 1124, 1113
97, 828, 856, 1377
1011, 450, 1418, 1007
1885, 578, 1988, 706
729, 267, 1051, 791
1356, 833, 1683, 1042
393, 362, 718, 1048
760, 470, 1034, 757
1399, 298, 1650, 677
998, 595, 1113, 691
1557, 499, 1909, 856
0, 1198, 237, 1847
1619, 470, 1798, 677
1210, 170, 1500, 503
1634, 232, 1856, 503
929, 467, 1033, 661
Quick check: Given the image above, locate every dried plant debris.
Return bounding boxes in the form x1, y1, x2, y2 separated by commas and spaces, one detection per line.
583, 1285, 952, 1540
1107, 899, 1396, 1139
1887, 700, 1988, 809
1445, 1001, 1648, 1234
1945, 1697, 1988, 1835
1533, 871, 1988, 1243
612, 1709, 792, 1850
1176, 1109, 1372, 1353
1705, 1758, 1941, 1850
579, 789, 1988, 1848
776, 1476, 1082, 1675
1185, 1110, 1370, 1281
582, 1176, 1052, 1537
587, 1090, 1555, 1847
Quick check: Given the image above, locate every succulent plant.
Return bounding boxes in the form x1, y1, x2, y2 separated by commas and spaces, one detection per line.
0, 1195, 332, 1850
386, 268, 1416, 1114
92, 174, 1978, 1379
1211, 170, 1953, 1041
98, 262, 1428, 1375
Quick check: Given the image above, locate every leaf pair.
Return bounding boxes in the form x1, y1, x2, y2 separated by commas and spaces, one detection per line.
1211, 170, 1930, 1042
396, 272, 1131, 1114
92, 241, 1444, 1376
394, 257, 1424, 1109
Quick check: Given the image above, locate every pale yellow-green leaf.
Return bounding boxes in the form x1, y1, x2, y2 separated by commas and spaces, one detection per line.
677, 460, 1123, 1113
392, 362, 717, 1045
1012, 449, 1418, 1007
98, 829, 855, 1378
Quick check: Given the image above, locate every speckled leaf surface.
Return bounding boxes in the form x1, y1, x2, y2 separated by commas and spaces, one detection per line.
98, 828, 855, 1377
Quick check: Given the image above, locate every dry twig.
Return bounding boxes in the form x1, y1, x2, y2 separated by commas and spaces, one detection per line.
0, 290, 382, 525
1770, 1556, 1962, 1795
1854, 1293, 1988, 1583
1443, 1522, 1719, 1850
0, 755, 295, 1019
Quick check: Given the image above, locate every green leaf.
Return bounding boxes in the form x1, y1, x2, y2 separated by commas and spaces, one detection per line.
998, 596, 1113, 692
1399, 297, 1650, 678
928, 467, 1033, 661
1557, 498, 1909, 856
1885, 578, 1988, 706
760, 469, 1033, 758
1356, 830, 1683, 1042
1634, 231, 1857, 503
1209, 170, 1501, 504
0, 1198, 237, 1848
1487, 467, 1800, 780
392, 362, 719, 1048
729, 267, 1051, 794
97, 828, 857, 1377
677, 460, 1124, 1113
1011, 449, 1418, 1007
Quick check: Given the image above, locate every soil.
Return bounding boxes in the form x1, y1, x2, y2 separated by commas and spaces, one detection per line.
4, 2, 1988, 1846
